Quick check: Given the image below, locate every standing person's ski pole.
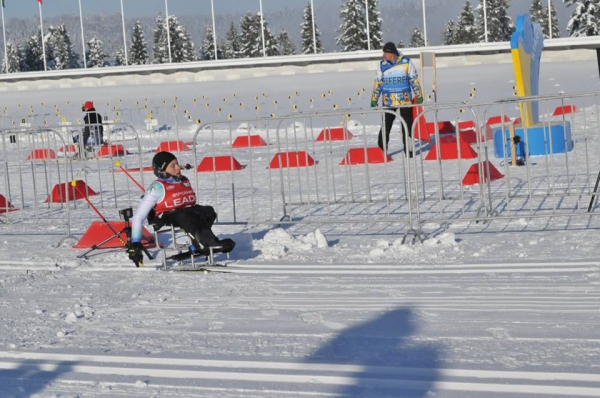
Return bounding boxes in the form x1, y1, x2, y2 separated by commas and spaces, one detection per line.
588, 169, 600, 212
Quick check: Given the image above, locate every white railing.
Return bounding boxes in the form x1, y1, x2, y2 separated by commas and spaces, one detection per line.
1, 36, 598, 83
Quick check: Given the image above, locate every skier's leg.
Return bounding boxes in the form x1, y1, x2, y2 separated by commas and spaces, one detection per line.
377, 109, 397, 152
400, 106, 414, 157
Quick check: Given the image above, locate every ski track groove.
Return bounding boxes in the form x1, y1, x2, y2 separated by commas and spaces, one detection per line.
2, 259, 599, 396
2, 351, 600, 396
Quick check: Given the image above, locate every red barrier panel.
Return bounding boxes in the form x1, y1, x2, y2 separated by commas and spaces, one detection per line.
72, 221, 156, 249
462, 161, 504, 186
26, 149, 56, 160
197, 155, 244, 172
156, 140, 191, 152
45, 180, 97, 203
340, 147, 393, 165
426, 121, 456, 134
457, 120, 476, 130
553, 105, 578, 116
486, 115, 512, 125
232, 135, 268, 148
425, 141, 478, 160
315, 127, 353, 142
97, 144, 128, 157
457, 129, 478, 144
59, 145, 77, 154
0, 194, 17, 213
268, 151, 316, 168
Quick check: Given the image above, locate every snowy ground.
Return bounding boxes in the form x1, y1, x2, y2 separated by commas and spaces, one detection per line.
1, 60, 600, 397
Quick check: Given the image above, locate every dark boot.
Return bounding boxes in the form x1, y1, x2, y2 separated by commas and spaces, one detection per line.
216, 238, 235, 253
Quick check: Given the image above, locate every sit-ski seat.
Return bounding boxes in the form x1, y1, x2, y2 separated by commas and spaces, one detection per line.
147, 210, 230, 269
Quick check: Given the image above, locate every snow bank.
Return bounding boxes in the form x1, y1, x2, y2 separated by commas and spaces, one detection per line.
369, 232, 460, 261
253, 228, 329, 260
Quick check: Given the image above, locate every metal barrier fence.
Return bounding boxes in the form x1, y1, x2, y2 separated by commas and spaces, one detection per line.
188, 91, 600, 241
0, 122, 147, 239
1, 91, 598, 244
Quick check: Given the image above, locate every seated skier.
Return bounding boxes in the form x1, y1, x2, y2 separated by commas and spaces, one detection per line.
127, 151, 235, 266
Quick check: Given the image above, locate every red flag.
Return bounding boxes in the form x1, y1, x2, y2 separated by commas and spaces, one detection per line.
38, 0, 42, 4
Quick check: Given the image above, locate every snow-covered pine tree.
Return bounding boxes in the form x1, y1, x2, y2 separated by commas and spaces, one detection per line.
47, 23, 79, 70
168, 16, 198, 62
455, 1, 478, 44
337, 0, 368, 51
2, 41, 23, 73
301, 1, 323, 54
182, 25, 200, 62
202, 23, 219, 60
366, 0, 382, 49
153, 12, 168, 63
409, 26, 425, 47
278, 29, 296, 55
240, 12, 262, 58
87, 37, 108, 68
530, 0, 545, 26
564, 0, 599, 37
113, 48, 127, 66
262, 19, 279, 56
443, 20, 456, 45
167, 15, 184, 62
130, 21, 149, 65
396, 40, 405, 49
22, 32, 45, 71
221, 21, 241, 59
543, 1, 561, 38
477, 0, 513, 42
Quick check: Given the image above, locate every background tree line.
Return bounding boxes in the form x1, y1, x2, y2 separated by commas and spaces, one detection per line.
1, 0, 595, 73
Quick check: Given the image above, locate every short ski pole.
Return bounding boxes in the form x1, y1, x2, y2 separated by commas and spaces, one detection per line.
71, 180, 150, 265
115, 159, 145, 192
588, 169, 600, 212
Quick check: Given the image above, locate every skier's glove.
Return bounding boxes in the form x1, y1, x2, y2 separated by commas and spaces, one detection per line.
416, 96, 424, 104
370, 100, 378, 108
127, 242, 144, 267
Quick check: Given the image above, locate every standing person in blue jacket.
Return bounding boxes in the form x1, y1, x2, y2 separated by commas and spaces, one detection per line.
371, 42, 423, 157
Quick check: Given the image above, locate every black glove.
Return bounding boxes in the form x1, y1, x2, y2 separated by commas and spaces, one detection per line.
127, 242, 144, 267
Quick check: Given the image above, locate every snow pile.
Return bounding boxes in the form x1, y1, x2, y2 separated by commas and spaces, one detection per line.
369, 232, 459, 260
253, 228, 329, 260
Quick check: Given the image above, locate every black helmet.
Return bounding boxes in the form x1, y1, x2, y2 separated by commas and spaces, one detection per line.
152, 151, 177, 179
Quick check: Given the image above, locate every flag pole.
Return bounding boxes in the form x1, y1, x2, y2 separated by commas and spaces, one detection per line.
483, 0, 488, 43
310, 0, 317, 54
164, 0, 172, 63
421, 0, 428, 46
210, 0, 217, 60
258, 0, 265, 57
547, 0, 552, 39
38, 0, 47, 71
120, 0, 128, 65
78, 0, 87, 68
364, 0, 370, 51
1, 2, 8, 73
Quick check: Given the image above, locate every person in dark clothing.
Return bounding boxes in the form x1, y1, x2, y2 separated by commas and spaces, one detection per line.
371, 42, 423, 156
127, 151, 235, 267
81, 101, 104, 148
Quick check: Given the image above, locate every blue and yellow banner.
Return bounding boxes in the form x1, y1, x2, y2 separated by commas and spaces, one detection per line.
510, 14, 544, 127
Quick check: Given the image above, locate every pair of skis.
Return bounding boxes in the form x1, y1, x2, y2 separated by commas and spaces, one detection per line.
166, 250, 231, 272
